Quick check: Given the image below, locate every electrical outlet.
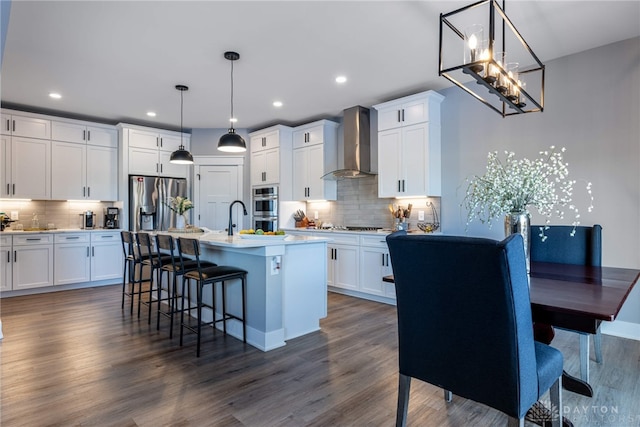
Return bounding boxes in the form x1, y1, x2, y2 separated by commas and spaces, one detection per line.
11, 211, 18, 220
314, 211, 319, 220
418, 210, 425, 221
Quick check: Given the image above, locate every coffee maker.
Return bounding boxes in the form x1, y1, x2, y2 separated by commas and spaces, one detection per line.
104, 207, 119, 229
81, 211, 95, 229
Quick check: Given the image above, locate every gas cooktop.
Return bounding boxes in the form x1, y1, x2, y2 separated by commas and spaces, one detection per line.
323, 226, 383, 232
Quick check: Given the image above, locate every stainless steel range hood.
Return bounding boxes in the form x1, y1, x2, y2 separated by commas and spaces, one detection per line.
322, 106, 375, 180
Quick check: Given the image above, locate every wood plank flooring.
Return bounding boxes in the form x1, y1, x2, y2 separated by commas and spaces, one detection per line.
1, 285, 639, 426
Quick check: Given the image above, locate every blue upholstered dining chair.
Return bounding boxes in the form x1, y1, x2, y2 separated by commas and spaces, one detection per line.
386, 232, 563, 427
530, 224, 603, 383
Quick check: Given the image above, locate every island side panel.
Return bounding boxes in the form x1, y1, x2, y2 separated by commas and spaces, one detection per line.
200, 244, 287, 352
282, 241, 328, 340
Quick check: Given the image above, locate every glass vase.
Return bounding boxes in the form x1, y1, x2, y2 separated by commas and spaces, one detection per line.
504, 211, 530, 274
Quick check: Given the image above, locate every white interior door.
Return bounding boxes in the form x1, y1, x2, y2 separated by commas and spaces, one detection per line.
195, 165, 240, 232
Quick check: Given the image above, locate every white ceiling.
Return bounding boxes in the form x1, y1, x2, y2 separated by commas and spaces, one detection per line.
2, 1, 639, 131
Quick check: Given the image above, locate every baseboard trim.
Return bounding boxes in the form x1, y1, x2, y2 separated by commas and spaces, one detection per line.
601, 320, 640, 341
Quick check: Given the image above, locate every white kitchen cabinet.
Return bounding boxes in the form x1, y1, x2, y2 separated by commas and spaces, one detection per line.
54, 233, 91, 285
327, 233, 359, 291
359, 236, 395, 299
374, 90, 444, 198
292, 120, 338, 201
0, 112, 50, 139
51, 142, 117, 200
0, 235, 12, 292
249, 125, 293, 196
125, 126, 190, 178
90, 231, 123, 281
0, 135, 10, 199
12, 234, 54, 290
5, 136, 51, 199
52, 121, 117, 147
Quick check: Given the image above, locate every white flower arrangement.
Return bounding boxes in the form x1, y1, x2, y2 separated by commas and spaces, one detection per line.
166, 196, 193, 215
463, 146, 593, 240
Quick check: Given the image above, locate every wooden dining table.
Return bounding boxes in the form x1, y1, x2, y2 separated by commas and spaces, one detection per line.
382, 261, 640, 397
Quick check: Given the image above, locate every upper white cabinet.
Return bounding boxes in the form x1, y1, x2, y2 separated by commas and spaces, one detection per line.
4, 136, 51, 199
291, 120, 338, 201
51, 119, 118, 201
123, 126, 190, 178
52, 121, 117, 147
249, 125, 293, 194
373, 90, 444, 198
0, 113, 50, 139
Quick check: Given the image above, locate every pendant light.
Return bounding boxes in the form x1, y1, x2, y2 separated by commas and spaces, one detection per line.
218, 51, 247, 152
169, 84, 194, 164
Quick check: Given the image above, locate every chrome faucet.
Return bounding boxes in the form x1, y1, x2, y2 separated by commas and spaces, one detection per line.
228, 200, 248, 236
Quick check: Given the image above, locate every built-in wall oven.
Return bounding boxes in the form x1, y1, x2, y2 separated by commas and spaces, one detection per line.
253, 186, 278, 232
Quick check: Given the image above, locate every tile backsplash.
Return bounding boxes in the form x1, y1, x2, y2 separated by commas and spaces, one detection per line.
0, 200, 118, 230
305, 175, 441, 230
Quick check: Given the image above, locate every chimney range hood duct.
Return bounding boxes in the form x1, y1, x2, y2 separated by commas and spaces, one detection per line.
322, 106, 375, 180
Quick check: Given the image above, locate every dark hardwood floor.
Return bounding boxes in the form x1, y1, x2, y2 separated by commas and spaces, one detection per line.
1, 285, 639, 426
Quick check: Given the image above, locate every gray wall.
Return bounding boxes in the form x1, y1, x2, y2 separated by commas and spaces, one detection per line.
439, 37, 640, 323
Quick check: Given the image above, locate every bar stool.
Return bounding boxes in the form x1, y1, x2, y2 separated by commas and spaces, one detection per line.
120, 231, 146, 315
136, 232, 174, 324
177, 237, 247, 357
154, 234, 216, 338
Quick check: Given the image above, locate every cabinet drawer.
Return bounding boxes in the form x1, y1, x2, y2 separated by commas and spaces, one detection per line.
326, 233, 359, 246
54, 233, 89, 243
360, 235, 389, 248
91, 232, 120, 242
13, 234, 53, 245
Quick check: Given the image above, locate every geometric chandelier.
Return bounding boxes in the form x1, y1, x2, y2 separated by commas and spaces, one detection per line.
439, 0, 545, 117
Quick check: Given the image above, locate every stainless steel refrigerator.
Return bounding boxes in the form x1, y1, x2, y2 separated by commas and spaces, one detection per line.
129, 175, 188, 232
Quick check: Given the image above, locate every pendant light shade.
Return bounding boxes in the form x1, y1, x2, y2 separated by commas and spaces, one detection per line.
170, 84, 194, 164
218, 51, 246, 153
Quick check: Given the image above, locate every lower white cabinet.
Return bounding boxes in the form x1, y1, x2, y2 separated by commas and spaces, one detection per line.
12, 234, 54, 290
359, 236, 395, 299
54, 233, 91, 285
90, 231, 122, 281
328, 240, 359, 291
1, 235, 12, 291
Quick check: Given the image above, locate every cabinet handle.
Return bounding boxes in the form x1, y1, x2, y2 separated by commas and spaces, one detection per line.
12, 183, 15, 195
14, 250, 17, 262
381, 253, 385, 266
160, 164, 163, 173
160, 137, 163, 148
387, 254, 390, 266
6, 250, 9, 263
83, 130, 86, 141
83, 187, 86, 197
87, 187, 90, 197
5, 119, 9, 132
156, 163, 159, 173
66, 236, 80, 240
12, 120, 15, 132
402, 180, 405, 192
100, 235, 114, 239
92, 246, 95, 257
398, 180, 401, 192
401, 109, 405, 122
6, 183, 9, 195
156, 137, 159, 147
26, 238, 41, 241
87, 130, 91, 141
397, 110, 401, 123
87, 247, 90, 257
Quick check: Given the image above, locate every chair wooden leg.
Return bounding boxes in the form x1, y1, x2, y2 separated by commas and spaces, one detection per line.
396, 373, 411, 427
507, 417, 524, 427
580, 334, 590, 383
443, 389, 452, 402
594, 329, 603, 364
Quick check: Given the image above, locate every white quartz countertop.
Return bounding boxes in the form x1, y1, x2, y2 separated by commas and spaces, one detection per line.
1, 228, 122, 235
162, 231, 331, 249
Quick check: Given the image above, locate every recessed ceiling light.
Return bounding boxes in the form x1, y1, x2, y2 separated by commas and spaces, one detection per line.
335, 76, 347, 84
273, 101, 283, 107
146, 112, 157, 117
230, 117, 238, 123
49, 92, 62, 99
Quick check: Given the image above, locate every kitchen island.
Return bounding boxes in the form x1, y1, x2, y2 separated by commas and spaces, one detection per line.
165, 231, 330, 352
